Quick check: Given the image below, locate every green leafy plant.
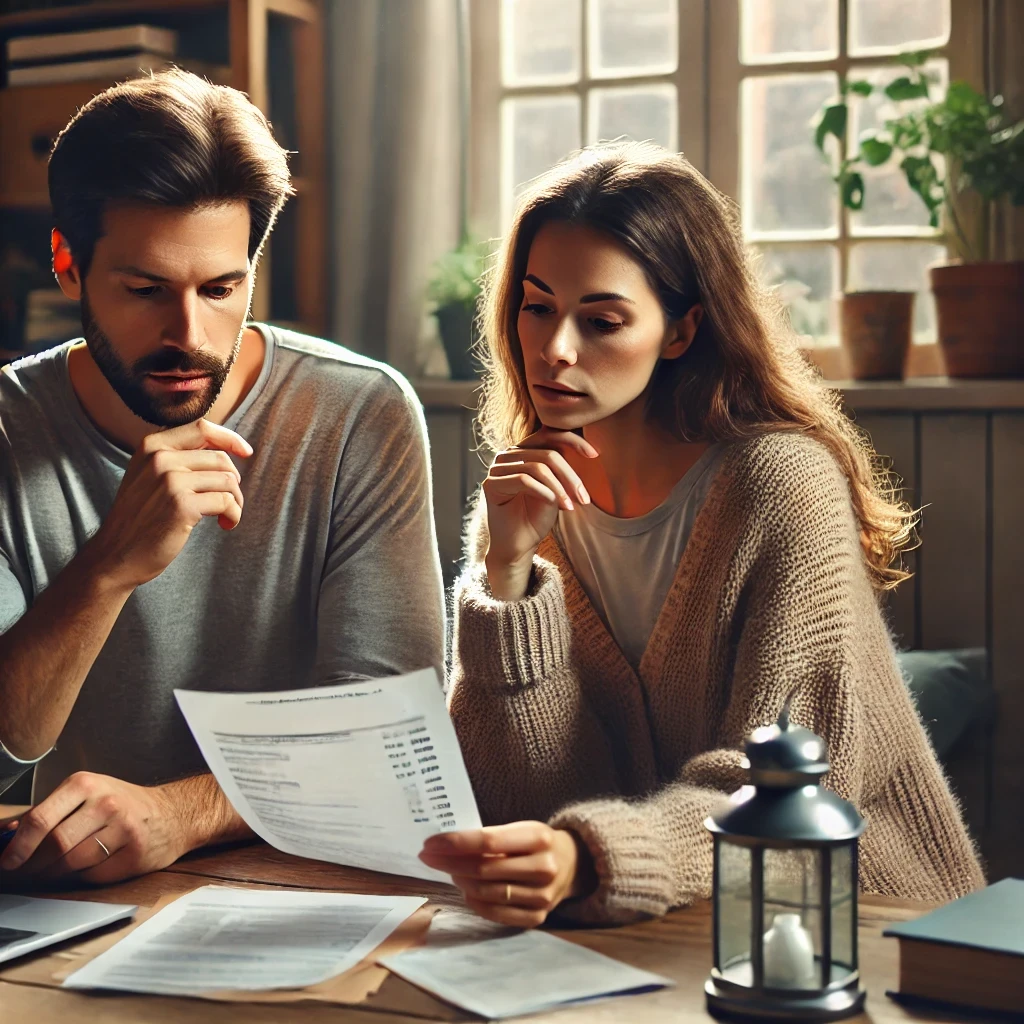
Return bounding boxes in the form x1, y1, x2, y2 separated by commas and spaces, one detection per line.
426, 236, 488, 309
813, 51, 1024, 262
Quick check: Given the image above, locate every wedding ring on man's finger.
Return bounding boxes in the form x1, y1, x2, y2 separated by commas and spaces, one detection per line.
505, 883, 512, 904
94, 836, 111, 860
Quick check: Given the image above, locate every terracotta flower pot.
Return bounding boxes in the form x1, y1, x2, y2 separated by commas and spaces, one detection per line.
930, 261, 1024, 378
840, 291, 914, 380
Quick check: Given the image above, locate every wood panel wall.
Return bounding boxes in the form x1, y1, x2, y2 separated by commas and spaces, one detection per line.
421, 381, 1024, 882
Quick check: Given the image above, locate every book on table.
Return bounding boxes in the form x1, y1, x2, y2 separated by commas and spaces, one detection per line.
883, 876, 1024, 1017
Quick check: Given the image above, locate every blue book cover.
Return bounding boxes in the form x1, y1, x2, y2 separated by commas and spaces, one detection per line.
882, 877, 1024, 956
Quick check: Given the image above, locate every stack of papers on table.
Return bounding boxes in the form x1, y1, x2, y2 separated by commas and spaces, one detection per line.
61, 885, 427, 997
379, 909, 674, 1019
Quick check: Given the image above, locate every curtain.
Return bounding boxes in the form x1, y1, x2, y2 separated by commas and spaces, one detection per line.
327, 0, 462, 375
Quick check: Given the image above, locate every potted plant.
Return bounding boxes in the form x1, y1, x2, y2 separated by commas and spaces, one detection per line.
813, 70, 919, 380
426, 236, 487, 380
814, 53, 1024, 378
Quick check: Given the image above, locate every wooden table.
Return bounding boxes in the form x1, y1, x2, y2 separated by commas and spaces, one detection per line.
0, 813, 979, 1023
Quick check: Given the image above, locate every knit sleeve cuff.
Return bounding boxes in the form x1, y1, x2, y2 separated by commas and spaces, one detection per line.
453, 557, 573, 690
548, 798, 680, 926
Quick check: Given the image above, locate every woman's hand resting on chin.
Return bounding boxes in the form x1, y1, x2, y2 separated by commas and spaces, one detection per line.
418, 821, 597, 928
483, 428, 599, 601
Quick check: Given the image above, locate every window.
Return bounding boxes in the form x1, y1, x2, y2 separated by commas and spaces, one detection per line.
711, 0, 983, 348
469, 0, 706, 236
472, 0, 985, 350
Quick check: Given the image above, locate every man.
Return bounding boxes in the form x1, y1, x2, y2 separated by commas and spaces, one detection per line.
0, 70, 444, 883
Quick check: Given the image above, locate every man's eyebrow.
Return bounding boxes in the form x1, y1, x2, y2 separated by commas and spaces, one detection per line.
524, 274, 634, 305
112, 266, 248, 284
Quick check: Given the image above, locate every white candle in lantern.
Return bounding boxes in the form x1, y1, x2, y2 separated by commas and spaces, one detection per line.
763, 913, 817, 988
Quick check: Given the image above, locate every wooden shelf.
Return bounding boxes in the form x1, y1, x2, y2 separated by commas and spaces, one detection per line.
0, 1, 226, 32
0, 0, 327, 339
0, 0, 318, 32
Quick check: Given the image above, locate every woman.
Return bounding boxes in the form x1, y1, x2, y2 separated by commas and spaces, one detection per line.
418, 142, 984, 927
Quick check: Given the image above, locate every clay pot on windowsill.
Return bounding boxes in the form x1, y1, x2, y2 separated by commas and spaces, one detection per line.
930, 261, 1024, 378
840, 291, 914, 380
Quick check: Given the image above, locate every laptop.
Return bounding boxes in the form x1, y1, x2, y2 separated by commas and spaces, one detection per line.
0, 894, 137, 964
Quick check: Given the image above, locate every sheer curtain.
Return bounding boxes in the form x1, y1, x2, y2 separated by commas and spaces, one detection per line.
327, 0, 462, 375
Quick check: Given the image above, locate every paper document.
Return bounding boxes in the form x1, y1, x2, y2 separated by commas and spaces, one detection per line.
63, 885, 426, 996
0, 894, 136, 964
174, 668, 481, 881
380, 913, 673, 1019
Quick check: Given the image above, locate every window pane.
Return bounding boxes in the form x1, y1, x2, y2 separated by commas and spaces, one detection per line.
502, 95, 582, 226
759, 244, 839, 345
588, 85, 677, 150
849, 0, 950, 56
743, 74, 839, 237
850, 60, 947, 234
741, 0, 838, 64
502, 0, 581, 86
589, 0, 677, 78
848, 242, 945, 342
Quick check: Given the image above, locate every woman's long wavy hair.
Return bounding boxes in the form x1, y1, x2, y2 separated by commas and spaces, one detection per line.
475, 141, 916, 590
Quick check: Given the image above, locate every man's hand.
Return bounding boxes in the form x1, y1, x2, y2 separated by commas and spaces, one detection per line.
418, 821, 597, 928
0, 772, 188, 883
0, 771, 252, 885
87, 418, 253, 590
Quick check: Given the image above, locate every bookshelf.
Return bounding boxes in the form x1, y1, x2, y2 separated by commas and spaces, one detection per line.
0, 0, 327, 361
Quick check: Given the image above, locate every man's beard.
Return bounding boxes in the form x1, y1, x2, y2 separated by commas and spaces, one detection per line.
81, 288, 242, 428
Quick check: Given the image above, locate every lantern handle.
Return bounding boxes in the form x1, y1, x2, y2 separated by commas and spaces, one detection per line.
778, 681, 804, 731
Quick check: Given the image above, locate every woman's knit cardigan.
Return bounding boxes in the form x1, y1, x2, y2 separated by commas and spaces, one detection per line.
448, 432, 985, 925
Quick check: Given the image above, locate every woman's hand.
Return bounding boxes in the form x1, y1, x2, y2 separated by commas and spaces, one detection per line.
419, 821, 596, 928
483, 428, 598, 600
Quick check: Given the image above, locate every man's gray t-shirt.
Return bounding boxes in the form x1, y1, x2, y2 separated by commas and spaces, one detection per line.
0, 324, 445, 800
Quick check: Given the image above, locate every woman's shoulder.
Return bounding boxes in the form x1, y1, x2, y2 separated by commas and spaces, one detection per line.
719, 431, 852, 526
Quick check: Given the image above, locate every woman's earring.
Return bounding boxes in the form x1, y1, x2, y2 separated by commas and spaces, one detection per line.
51, 228, 73, 275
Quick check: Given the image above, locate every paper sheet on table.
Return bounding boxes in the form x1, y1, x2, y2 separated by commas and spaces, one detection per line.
380, 918, 674, 1019
62, 885, 427, 997
174, 667, 481, 882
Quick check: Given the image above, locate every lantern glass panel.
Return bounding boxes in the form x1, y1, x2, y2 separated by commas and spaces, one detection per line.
830, 842, 857, 978
718, 840, 753, 977
762, 847, 822, 989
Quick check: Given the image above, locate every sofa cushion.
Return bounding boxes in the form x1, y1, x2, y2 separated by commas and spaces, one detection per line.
896, 648, 994, 759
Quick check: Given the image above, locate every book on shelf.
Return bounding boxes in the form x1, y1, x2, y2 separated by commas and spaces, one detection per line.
7, 56, 231, 88
5, 24, 177, 64
883, 876, 1024, 1018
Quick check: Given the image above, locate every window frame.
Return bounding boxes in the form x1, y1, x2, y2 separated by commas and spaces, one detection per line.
469, 0, 988, 375
708, 0, 987, 362
469, 0, 707, 240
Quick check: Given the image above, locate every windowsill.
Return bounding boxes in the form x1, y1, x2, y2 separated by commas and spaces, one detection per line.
412, 374, 1024, 413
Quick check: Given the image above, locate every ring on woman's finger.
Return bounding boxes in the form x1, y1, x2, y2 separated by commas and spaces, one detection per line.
94, 836, 111, 860
505, 882, 511, 904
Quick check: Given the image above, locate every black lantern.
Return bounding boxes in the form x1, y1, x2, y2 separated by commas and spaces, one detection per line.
704, 691, 866, 1021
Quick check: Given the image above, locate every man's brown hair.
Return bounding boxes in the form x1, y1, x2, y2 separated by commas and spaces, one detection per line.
48, 68, 293, 277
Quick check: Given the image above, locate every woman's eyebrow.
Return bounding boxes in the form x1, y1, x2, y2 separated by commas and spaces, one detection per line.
579, 291, 634, 305
525, 274, 634, 305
